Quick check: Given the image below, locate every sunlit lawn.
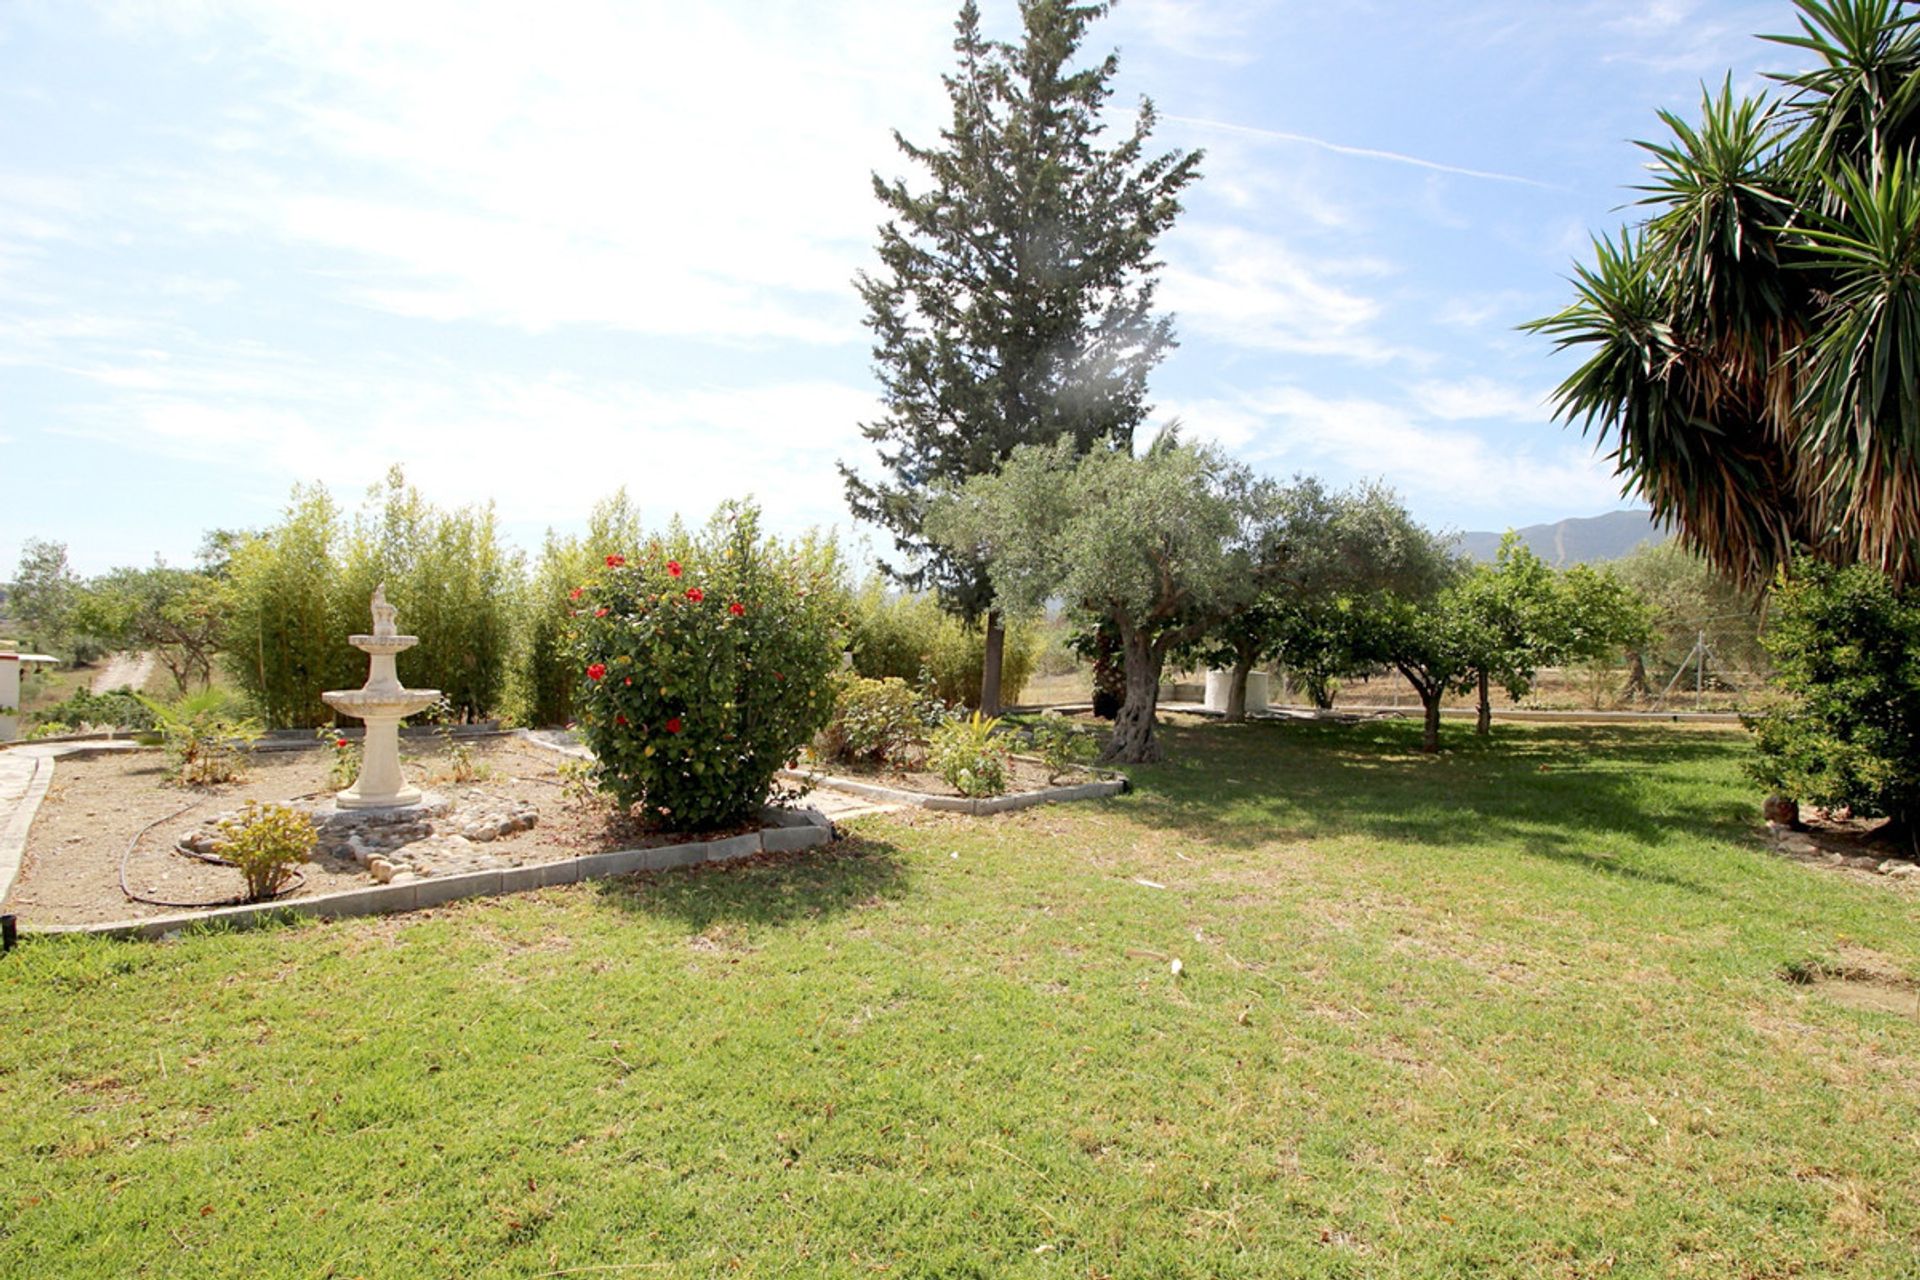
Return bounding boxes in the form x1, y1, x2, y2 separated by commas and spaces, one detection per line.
5, 717, 1918, 1277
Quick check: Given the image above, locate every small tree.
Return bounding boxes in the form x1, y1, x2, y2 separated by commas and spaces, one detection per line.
9, 538, 81, 657
1195, 480, 1438, 721
844, 0, 1202, 715
77, 565, 232, 695
1747, 560, 1920, 849
929, 434, 1285, 763
1343, 516, 1468, 753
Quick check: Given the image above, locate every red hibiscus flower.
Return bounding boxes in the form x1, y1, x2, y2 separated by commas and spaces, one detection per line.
568, 587, 582, 600
594, 606, 608, 617
335, 737, 349, 748
666, 560, 682, 577
605, 554, 626, 568
615, 713, 629, 727
665, 717, 683, 734
686, 587, 704, 603
586, 662, 607, 681
728, 601, 745, 616
623, 676, 632, 686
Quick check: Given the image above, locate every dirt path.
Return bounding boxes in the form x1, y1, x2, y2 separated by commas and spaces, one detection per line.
90, 651, 155, 695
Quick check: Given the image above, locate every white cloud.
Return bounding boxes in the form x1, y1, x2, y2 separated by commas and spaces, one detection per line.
60, 0, 960, 345
1411, 376, 1547, 423
1162, 384, 1624, 518
1114, 0, 1277, 65
1160, 224, 1413, 363
44, 339, 881, 537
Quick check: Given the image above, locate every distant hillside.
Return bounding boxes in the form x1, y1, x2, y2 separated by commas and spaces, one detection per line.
1456, 510, 1667, 567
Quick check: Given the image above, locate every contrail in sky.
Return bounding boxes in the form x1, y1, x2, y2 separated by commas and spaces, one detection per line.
1164, 114, 1559, 189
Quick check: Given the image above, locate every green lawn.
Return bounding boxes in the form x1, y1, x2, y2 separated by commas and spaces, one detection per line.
5, 718, 1919, 1277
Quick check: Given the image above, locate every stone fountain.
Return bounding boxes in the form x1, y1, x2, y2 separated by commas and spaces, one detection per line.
322, 585, 440, 809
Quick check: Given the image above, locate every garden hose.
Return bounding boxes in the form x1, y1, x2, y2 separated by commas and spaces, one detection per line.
118, 798, 306, 910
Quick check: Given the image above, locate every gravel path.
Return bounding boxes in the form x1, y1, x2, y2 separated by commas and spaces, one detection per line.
90, 650, 155, 695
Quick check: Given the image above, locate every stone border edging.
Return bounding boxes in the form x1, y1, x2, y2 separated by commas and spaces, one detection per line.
21, 805, 836, 942
774, 765, 1127, 815
0, 753, 55, 909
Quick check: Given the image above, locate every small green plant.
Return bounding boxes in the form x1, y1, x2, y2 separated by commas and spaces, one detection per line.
927, 711, 1008, 797
815, 675, 923, 767
555, 758, 600, 809
316, 726, 360, 789
215, 800, 316, 901
140, 690, 261, 786
23, 719, 73, 740
426, 693, 484, 783
1018, 712, 1097, 783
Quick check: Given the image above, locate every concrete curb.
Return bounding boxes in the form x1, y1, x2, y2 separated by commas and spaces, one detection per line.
774, 767, 1127, 816
0, 753, 53, 909
22, 803, 837, 941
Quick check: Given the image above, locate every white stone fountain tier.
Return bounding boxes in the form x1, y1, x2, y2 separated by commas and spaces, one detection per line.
322, 586, 440, 810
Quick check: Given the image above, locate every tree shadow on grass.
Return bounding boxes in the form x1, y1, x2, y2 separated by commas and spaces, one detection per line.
1115, 715, 1760, 895
589, 834, 911, 930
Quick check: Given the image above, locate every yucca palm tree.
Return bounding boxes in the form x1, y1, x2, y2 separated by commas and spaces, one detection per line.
1528, 0, 1920, 588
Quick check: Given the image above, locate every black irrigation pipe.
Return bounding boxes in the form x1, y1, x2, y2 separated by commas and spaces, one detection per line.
118, 798, 305, 911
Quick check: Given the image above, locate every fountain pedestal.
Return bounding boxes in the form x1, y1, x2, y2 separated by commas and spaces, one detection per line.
322, 587, 439, 810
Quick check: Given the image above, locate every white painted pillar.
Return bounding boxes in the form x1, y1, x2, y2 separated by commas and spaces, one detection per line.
0, 655, 18, 743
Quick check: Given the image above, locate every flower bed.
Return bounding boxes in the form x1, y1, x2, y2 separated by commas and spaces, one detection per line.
5, 736, 832, 936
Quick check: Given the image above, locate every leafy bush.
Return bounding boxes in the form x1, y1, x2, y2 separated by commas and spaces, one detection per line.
1015, 712, 1096, 783
30, 687, 156, 733
224, 484, 356, 728
1746, 561, 1920, 844
572, 502, 846, 831
849, 583, 1039, 706
927, 711, 1008, 797
141, 690, 261, 786
816, 675, 922, 767
216, 801, 316, 901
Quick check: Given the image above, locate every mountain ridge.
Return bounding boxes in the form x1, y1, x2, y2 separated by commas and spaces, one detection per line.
1454, 510, 1666, 566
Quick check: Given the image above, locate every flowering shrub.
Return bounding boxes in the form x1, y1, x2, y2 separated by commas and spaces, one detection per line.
571, 503, 846, 830
927, 711, 1008, 797
815, 675, 922, 767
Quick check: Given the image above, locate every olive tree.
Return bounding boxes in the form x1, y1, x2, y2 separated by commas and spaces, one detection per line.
928, 433, 1286, 763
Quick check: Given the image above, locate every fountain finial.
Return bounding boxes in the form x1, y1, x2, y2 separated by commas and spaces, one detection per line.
371, 583, 399, 638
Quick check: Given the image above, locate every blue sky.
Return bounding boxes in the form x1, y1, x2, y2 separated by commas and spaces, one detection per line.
0, 0, 1796, 575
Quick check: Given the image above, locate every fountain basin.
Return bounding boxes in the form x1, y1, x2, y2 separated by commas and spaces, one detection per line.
347, 634, 420, 655
322, 688, 440, 720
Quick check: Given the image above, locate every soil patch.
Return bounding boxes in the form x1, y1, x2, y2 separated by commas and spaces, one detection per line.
9, 738, 744, 926
1781, 947, 1920, 1019
805, 754, 1095, 799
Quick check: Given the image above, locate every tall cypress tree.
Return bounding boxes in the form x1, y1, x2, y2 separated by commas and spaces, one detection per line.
842, 0, 1201, 712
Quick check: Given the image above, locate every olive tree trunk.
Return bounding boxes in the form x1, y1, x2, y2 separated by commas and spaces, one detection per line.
1103, 627, 1165, 763
1223, 651, 1255, 723
1475, 669, 1492, 736
980, 609, 1005, 715
1422, 688, 1444, 753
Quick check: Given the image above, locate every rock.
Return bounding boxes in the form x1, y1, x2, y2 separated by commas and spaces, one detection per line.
1841, 855, 1884, 872
368, 857, 396, 883
1762, 795, 1801, 827
1880, 860, 1918, 879
389, 871, 419, 885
